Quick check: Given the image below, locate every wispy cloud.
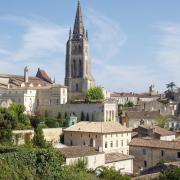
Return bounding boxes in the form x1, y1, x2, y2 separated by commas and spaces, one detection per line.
0, 15, 68, 80
156, 23, 180, 82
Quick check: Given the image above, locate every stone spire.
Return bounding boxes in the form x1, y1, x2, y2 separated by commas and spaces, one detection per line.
73, 0, 84, 38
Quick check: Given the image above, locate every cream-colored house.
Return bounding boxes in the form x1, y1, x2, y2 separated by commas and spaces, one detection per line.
64, 121, 132, 154
129, 138, 180, 173
59, 146, 134, 174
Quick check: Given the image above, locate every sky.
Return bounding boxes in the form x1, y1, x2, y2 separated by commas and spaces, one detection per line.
0, 0, 180, 93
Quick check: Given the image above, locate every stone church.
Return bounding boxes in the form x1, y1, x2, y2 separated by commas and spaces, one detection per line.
64, 0, 95, 100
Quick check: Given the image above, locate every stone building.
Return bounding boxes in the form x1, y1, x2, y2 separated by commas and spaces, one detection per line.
37, 99, 118, 122
129, 138, 180, 173
64, 1, 95, 100
0, 67, 67, 114
133, 125, 176, 141
60, 146, 134, 174
63, 121, 132, 155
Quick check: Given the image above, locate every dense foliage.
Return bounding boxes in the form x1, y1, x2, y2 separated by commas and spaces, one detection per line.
159, 167, 180, 180
86, 87, 104, 101
97, 166, 131, 180
155, 115, 169, 128
0, 104, 31, 143
0, 146, 93, 180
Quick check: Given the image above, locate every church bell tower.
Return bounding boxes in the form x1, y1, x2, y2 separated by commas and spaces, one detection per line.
64, 0, 95, 100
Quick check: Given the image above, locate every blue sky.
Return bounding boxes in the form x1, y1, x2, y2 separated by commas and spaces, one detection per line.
0, 0, 180, 92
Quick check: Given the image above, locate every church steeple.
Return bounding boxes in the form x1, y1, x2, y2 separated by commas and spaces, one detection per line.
73, 0, 84, 38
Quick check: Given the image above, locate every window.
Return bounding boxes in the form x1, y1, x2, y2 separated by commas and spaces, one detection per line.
127, 139, 129, 145
71, 133, 72, 137
121, 140, 123, 146
105, 142, 107, 148
177, 152, 180, 158
116, 140, 118, 147
96, 135, 97, 138
76, 83, 79, 92
83, 141, 85, 145
143, 149, 146, 155
70, 140, 73, 146
161, 150, 164, 157
110, 141, 113, 148
144, 160, 147, 168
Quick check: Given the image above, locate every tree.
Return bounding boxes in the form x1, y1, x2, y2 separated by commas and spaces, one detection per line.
45, 117, 59, 128
86, 87, 104, 101
124, 101, 134, 108
166, 82, 176, 91
156, 115, 169, 128
96, 166, 130, 180
160, 167, 180, 180
32, 126, 47, 148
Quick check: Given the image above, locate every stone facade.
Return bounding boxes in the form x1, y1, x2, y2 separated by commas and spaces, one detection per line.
63, 121, 132, 154
129, 138, 180, 173
37, 100, 117, 122
64, 0, 95, 100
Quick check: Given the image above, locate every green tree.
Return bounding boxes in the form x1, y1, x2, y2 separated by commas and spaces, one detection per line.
45, 117, 59, 128
32, 126, 47, 148
97, 166, 130, 180
166, 82, 176, 91
156, 115, 169, 128
86, 87, 104, 101
124, 101, 134, 108
160, 167, 180, 180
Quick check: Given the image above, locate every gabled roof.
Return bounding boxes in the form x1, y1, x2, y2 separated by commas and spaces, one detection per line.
59, 146, 102, 158
126, 111, 160, 119
129, 138, 180, 150
64, 121, 131, 134
105, 153, 134, 163
36, 68, 52, 83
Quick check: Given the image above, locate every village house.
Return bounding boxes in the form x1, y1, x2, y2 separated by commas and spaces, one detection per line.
123, 110, 160, 128
63, 121, 132, 154
59, 146, 134, 174
0, 67, 68, 114
110, 92, 138, 105
133, 125, 176, 141
129, 138, 180, 173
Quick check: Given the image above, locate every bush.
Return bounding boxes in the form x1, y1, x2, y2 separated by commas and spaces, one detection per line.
86, 87, 104, 101
159, 167, 180, 180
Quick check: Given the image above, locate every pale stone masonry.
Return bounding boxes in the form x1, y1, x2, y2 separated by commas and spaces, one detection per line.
129, 138, 180, 173
64, 121, 132, 154
64, 0, 95, 100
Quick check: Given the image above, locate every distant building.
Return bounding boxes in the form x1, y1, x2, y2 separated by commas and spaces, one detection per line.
129, 138, 180, 173
111, 92, 138, 105
133, 125, 176, 141
37, 99, 118, 122
123, 110, 160, 128
0, 67, 67, 114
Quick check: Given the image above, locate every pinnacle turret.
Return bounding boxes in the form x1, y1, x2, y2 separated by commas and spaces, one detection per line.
73, 0, 84, 38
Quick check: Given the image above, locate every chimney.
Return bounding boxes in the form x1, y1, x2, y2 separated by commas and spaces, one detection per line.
24, 66, 29, 83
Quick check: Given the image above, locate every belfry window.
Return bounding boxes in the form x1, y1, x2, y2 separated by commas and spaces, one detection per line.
76, 84, 79, 92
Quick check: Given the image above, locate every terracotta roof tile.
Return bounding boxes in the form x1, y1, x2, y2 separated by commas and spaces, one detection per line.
105, 153, 134, 163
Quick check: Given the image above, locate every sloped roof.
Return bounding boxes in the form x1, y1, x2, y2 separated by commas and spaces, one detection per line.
36, 68, 52, 83
64, 121, 131, 134
105, 153, 134, 163
126, 111, 160, 119
59, 146, 102, 158
129, 138, 180, 150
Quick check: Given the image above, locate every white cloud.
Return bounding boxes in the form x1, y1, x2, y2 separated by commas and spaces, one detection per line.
156, 23, 180, 83
0, 15, 68, 81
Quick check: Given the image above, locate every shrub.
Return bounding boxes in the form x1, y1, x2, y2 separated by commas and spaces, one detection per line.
86, 87, 104, 101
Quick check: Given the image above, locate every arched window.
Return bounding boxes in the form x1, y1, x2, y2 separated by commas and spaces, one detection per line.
76, 83, 79, 92
79, 59, 82, 77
